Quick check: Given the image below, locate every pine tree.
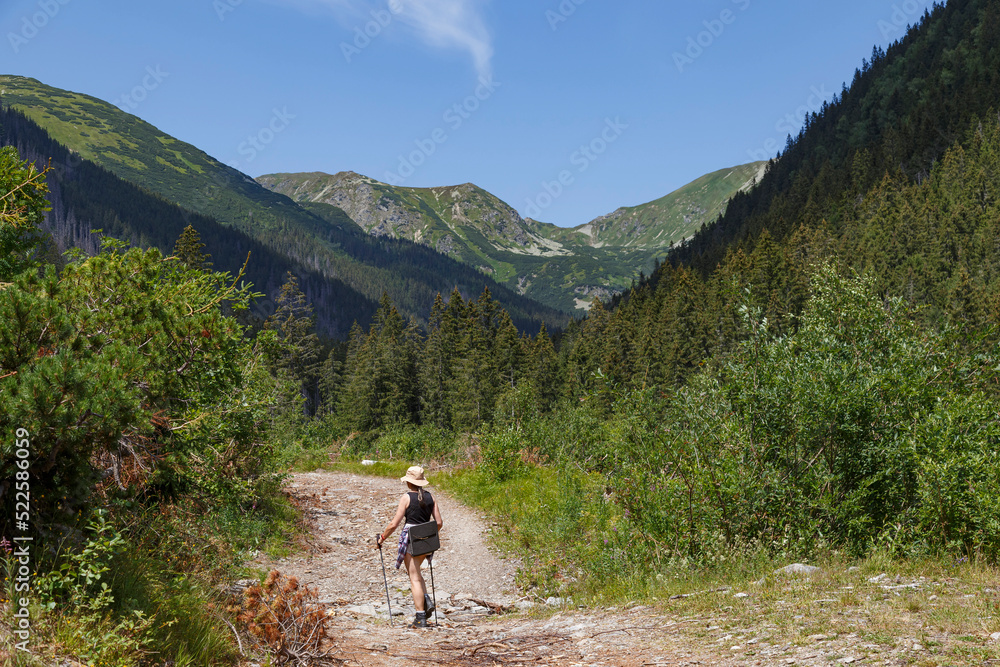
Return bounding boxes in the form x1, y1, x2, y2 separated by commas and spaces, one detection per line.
337, 321, 377, 430
420, 294, 451, 428
449, 297, 492, 430
338, 294, 422, 430
494, 309, 524, 392
528, 323, 559, 411
172, 224, 213, 271
266, 272, 322, 415
0, 146, 49, 280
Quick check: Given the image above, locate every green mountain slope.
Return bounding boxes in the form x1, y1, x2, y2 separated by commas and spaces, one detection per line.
667, 0, 1000, 277
571, 162, 766, 248
258, 163, 761, 311
0, 75, 567, 334
256, 171, 571, 270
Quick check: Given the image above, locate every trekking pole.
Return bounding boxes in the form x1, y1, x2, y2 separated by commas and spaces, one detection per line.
428, 557, 439, 627
375, 535, 393, 627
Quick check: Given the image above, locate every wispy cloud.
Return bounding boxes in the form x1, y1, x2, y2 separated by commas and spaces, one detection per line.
396, 0, 493, 80
283, 0, 494, 80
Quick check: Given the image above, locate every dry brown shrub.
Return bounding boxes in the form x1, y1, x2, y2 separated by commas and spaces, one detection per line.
230, 569, 339, 665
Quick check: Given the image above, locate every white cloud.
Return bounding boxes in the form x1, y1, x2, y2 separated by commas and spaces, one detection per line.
393, 0, 493, 80
283, 0, 493, 80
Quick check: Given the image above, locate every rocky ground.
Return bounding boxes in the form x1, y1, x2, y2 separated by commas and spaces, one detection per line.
247, 472, 1000, 666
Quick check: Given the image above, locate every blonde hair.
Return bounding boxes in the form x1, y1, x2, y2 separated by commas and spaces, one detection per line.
407, 482, 424, 503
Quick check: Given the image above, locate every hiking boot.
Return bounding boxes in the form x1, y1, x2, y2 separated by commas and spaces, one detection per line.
410, 611, 428, 628
424, 593, 435, 615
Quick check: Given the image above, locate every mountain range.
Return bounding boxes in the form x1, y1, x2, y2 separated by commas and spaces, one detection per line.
258, 162, 763, 311
0, 73, 761, 329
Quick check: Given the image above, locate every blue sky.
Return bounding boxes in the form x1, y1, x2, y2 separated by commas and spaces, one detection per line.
2, 0, 935, 227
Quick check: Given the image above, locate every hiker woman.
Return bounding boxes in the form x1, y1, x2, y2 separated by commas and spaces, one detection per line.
375, 465, 443, 628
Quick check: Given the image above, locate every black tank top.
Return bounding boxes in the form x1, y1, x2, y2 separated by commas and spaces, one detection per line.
405, 491, 434, 525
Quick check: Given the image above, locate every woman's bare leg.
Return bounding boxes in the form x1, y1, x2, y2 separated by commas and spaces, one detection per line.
404, 553, 427, 611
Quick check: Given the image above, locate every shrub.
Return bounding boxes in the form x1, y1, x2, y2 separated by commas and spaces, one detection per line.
233, 570, 334, 666
478, 425, 527, 482
911, 393, 1000, 557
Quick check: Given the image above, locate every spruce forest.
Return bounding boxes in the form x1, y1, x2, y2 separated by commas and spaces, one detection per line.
2, 0, 1000, 664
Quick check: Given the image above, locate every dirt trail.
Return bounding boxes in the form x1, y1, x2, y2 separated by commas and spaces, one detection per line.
250, 472, 997, 666
252, 471, 731, 666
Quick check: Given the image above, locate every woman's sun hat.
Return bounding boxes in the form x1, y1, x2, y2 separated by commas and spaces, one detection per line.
401, 465, 429, 487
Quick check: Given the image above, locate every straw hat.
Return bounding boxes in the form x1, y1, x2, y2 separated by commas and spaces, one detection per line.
401, 465, 429, 487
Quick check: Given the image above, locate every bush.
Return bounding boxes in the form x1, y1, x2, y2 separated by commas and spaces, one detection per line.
911, 394, 1000, 557
232, 570, 334, 666
478, 426, 527, 482
519, 265, 1000, 565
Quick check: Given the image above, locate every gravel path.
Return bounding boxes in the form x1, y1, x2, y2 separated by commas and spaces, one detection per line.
254, 471, 519, 615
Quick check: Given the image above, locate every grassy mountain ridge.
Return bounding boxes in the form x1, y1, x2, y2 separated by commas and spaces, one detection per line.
572, 161, 767, 249
0, 105, 376, 336
0, 75, 568, 335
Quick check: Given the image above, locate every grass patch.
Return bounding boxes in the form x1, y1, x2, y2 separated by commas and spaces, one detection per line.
436, 464, 637, 602
329, 459, 412, 479
432, 460, 999, 665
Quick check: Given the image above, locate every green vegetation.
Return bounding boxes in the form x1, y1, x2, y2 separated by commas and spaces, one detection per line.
322, 0, 1000, 608
330, 262, 998, 601
575, 161, 766, 249
0, 145, 48, 279
0, 145, 309, 665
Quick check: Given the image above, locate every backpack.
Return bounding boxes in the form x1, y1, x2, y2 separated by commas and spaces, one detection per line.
407, 492, 440, 555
